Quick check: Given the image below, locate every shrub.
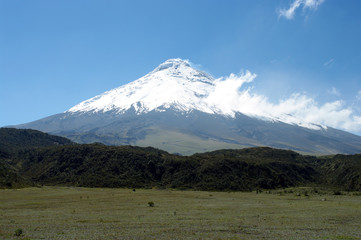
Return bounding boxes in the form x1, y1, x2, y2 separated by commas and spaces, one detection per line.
14, 228, 23, 237
334, 190, 342, 195
148, 201, 154, 207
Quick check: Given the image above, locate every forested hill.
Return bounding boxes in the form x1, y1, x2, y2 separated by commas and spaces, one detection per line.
0, 128, 74, 158
1, 128, 360, 191
0, 128, 74, 188
13, 144, 316, 190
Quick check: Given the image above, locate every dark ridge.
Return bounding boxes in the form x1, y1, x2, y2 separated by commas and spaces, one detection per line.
1, 128, 360, 191
0, 127, 74, 156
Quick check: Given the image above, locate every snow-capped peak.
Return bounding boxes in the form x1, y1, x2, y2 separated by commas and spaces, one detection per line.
150, 58, 214, 84
152, 58, 191, 72
67, 58, 325, 131
68, 58, 216, 114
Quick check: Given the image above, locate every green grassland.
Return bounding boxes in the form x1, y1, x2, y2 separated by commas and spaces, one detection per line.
1, 187, 360, 240
135, 127, 246, 156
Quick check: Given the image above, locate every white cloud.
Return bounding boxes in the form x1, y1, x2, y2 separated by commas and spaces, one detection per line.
327, 87, 340, 96
323, 58, 335, 68
206, 71, 361, 134
278, 0, 302, 19
278, 0, 325, 19
291, 100, 361, 132
206, 71, 258, 116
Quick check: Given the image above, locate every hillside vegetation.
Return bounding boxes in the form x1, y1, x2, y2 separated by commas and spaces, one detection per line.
0, 159, 32, 188
1, 128, 361, 191
14, 144, 317, 191
0, 128, 74, 188
0, 128, 73, 156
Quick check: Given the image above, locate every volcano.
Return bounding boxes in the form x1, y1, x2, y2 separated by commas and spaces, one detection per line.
16, 59, 361, 155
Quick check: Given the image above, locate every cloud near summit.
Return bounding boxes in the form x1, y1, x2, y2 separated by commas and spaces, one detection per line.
209, 70, 361, 133
278, 0, 325, 19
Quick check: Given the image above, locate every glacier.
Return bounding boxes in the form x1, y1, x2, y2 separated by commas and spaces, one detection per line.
68, 58, 325, 131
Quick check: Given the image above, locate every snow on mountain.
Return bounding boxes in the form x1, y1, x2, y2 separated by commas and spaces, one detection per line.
68, 58, 325, 131
15, 58, 361, 155
68, 59, 216, 114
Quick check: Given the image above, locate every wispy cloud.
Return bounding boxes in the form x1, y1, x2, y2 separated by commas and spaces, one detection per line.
206, 71, 361, 133
323, 58, 335, 68
327, 87, 340, 96
278, 0, 325, 20
357, 91, 361, 100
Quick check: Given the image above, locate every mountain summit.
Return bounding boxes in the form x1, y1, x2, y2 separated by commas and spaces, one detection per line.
16, 59, 361, 155
67, 58, 321, 130
68, 58, 216, 114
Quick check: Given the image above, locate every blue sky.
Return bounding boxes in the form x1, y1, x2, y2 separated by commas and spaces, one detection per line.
1, 0, 361, 135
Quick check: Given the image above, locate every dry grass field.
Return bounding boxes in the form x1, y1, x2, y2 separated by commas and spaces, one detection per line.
0, 187, 360, 239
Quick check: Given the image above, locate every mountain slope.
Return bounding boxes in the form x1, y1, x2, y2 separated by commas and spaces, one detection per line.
0, 128, 74, 157
15, 59, 361, 155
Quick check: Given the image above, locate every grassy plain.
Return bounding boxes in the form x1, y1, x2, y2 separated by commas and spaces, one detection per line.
0, 187, 360, 240
135, 127, 245, 155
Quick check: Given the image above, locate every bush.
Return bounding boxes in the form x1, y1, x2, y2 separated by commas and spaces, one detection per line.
14, 228, 23, 236
148, 201, 154, 207
334, 190, 342, 195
